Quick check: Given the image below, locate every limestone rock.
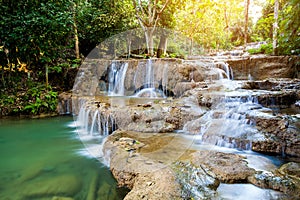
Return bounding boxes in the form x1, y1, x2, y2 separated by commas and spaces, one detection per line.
173, 161, 219, 199
248, 170, 300, 197
277, 162, 300, 178
226, 55, 299, 80
103, 130, 182, 200
252, 116, 300, 157
191, 151, 256, 183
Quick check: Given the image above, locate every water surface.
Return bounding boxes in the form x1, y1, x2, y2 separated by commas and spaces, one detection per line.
0, 116, 126, 200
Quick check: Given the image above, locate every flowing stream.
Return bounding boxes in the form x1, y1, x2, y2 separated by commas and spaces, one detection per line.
0, 116, 128, 200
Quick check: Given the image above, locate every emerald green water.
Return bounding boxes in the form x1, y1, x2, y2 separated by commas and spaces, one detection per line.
0, 116, 126, 200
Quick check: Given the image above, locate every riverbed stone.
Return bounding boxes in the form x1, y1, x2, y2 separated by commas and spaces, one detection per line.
248, 170, 300, 197
252, 115, 300, 157
191, 151, 256, 183
173, 161, 220, 199
103, 130, 182, 200
21, 174, 82, 198
52, 196, 74, 200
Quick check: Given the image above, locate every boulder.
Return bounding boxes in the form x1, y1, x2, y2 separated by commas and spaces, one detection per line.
252, 115, 300, 157
103, 130, 182, 200
191, 151, 256, 183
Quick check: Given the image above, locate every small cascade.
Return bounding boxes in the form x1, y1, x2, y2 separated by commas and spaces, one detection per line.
90, 110, 99, 135
146, 59, 155, 89
108, 61, 129, 96
75, 102, 116, 136
133, 88, 166, 98
185, 93, 263, 150
57, 93, 72, 115
248, 73, 253, 81
214, 61, 233, 80
133, 59, 166, 98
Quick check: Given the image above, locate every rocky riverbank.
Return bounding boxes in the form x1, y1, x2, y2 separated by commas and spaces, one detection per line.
70, 56, 299, 199
102, 130, 299, 199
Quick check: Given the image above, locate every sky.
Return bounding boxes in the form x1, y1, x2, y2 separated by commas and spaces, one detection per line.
249, 0, 267, 23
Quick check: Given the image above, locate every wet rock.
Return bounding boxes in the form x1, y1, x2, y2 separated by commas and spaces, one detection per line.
57, 92, 72, 115
241, 79, 300, 91
257, 91, 298, 109
226, 56, 299, 80
191, 151, 256, 183
173, 161, 219, 199
252, 116, 300, 157
103, 130, 182, 200
78, 97, 203, 134
277, 162, 300, 178
248, 170, 300, 197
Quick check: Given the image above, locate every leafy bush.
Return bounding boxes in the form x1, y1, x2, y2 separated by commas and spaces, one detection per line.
23, 85, 58, 115
0, 82, 58, 116
247, 43, 273, 55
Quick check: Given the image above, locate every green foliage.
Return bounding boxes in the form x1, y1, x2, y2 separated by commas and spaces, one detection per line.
247, 43, 273, 55
277, 0, 300, 55
22, 85, 58, 115
0, 81, 58, 116
175, 0, 244, 52
253, 0, 300, 55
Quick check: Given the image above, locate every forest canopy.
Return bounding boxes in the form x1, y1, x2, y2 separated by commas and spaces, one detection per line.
0, 0, 299, 71
0, 0, 299, 115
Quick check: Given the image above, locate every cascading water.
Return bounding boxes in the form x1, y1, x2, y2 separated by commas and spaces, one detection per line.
76, 102, 116, 136
184, 89, 271, 150
214, 61, 233, 80
108, 61, 129, 96
133, 59, 166, 98
74, 101, 118, 159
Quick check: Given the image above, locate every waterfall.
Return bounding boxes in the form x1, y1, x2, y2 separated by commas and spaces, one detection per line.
108, 61, 128, 96
214, 61, 233, 80
133, 59, 166, 98
184, 93, 261, 150
90, 110, 99, 135
75, 101, 116, 136
146, 59, 154, 89
65, 99, 71, 114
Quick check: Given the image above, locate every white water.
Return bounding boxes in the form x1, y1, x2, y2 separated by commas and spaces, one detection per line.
214, 61, 233, 80
108, 61, 128, 96
217, 183, 285, 200
183, 81, 271, 150
133, 59, 167, 98
133, 88, 166, 98
73, 102, 117, 160
76, 102, 115, 136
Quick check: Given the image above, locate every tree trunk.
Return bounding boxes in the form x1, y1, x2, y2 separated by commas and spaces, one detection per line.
273, 0, 279, 55
244, 0, 250, 46
45, 64, 49, 88
74, 22, 80, 59
145, 28, 154, 56
73, 4, 80, 59
157, 34, 168, 58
